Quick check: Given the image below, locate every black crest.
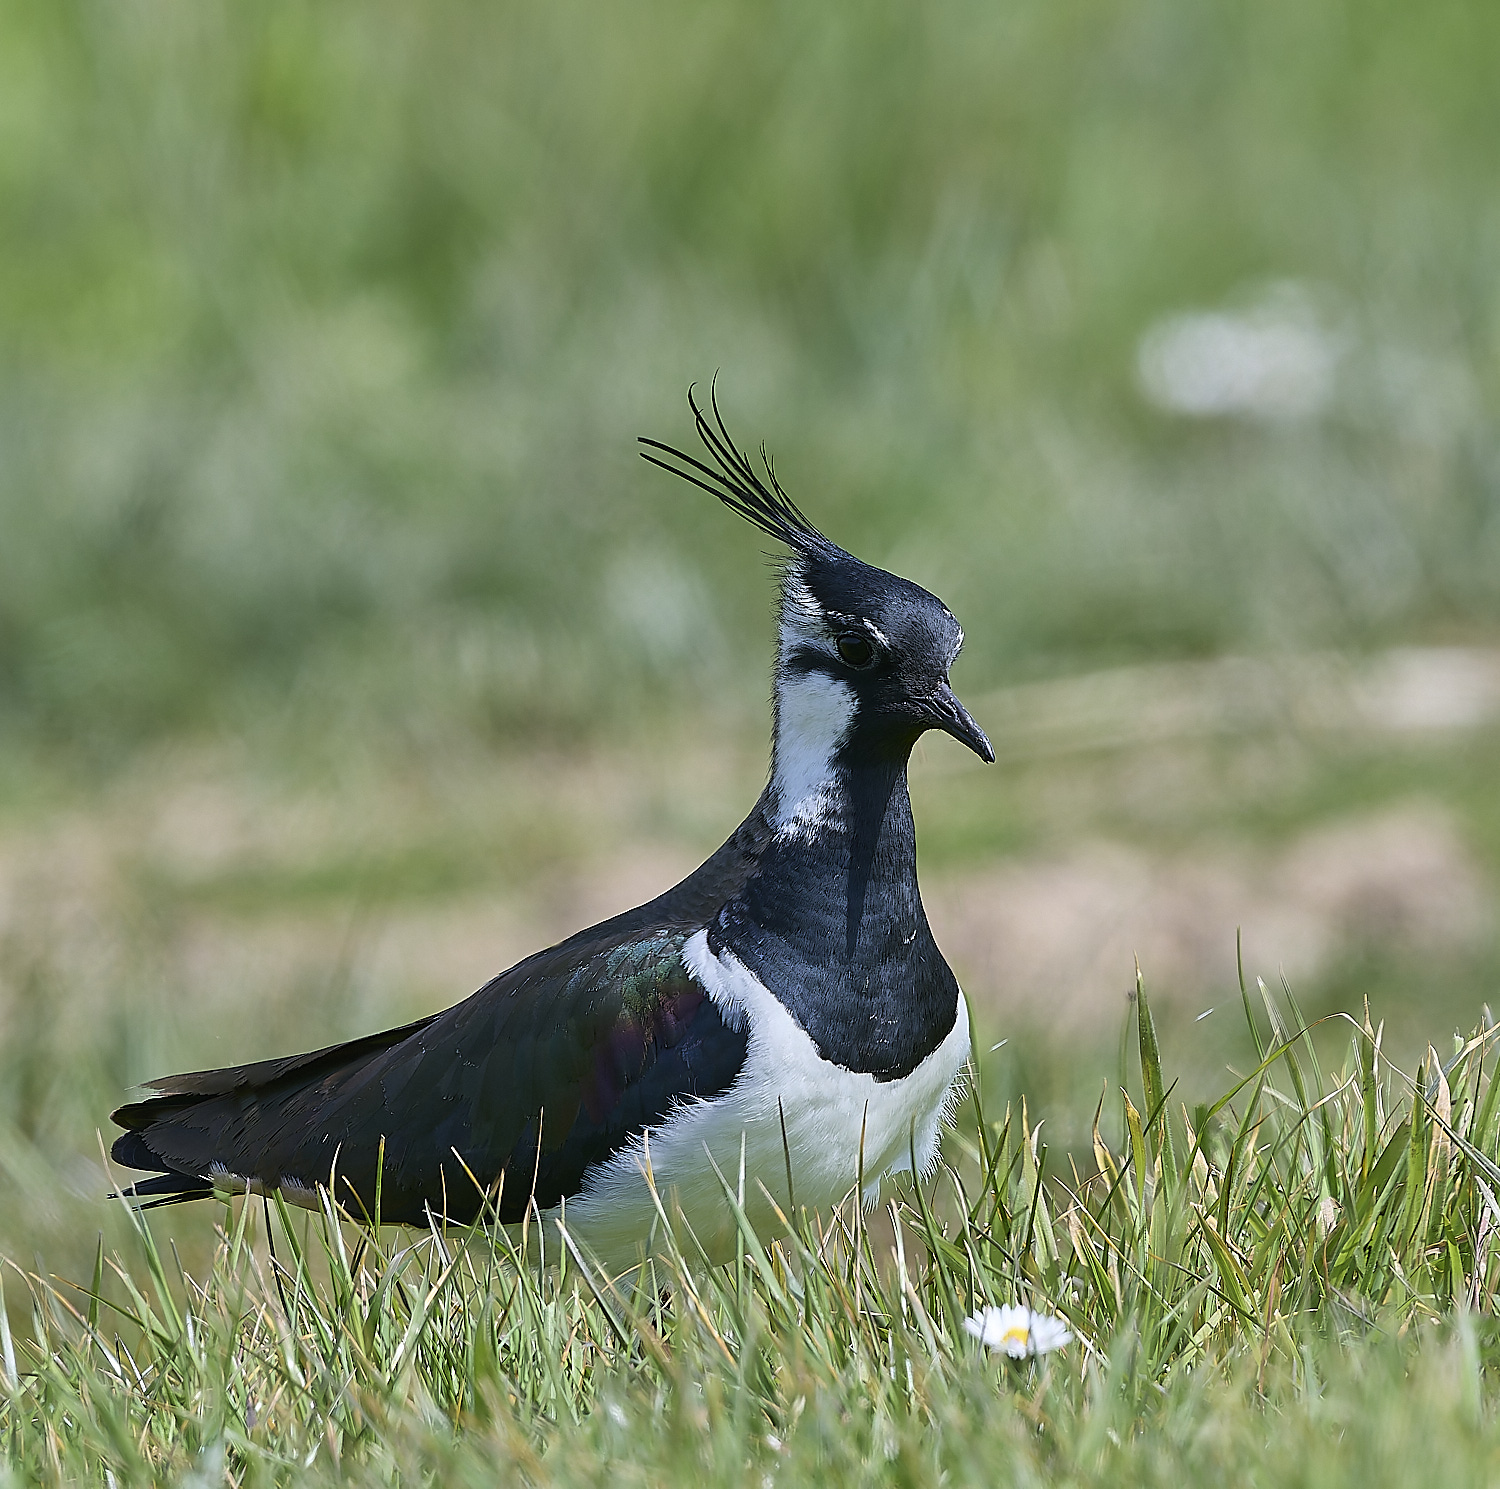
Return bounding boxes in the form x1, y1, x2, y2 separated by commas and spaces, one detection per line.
640, 382, 841, 560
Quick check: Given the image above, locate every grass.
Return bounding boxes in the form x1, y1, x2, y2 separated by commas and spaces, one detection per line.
8, 970, 1500, 1482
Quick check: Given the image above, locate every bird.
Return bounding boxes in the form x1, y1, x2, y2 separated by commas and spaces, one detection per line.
109, 387, 995, 1272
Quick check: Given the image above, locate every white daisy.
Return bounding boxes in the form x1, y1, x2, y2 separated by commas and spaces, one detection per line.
963, 1304, 1072, 1358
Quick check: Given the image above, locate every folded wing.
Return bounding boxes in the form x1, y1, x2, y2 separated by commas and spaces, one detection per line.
111, 929, 748, 1225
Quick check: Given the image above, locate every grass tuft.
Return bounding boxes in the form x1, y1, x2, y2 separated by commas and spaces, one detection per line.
7, 980, 1500, 1480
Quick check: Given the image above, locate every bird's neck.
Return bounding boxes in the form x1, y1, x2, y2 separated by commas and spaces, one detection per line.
767, 662, 924, 939
769, 672, 854, 835
717, 703, 952, 1081
706, 606, 959, 1081
767, 639, 922, 867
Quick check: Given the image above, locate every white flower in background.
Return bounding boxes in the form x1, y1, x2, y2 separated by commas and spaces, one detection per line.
963, 1304, 1072, 1359
1135, 281, 1340, 422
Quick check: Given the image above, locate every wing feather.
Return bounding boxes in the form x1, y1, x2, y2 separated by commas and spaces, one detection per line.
110, 794, 774, 1225
112, 932, 747, 1224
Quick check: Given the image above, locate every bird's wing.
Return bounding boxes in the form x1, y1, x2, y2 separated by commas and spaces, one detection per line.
110, 796, 774, 1224
111, 927, 748, 1225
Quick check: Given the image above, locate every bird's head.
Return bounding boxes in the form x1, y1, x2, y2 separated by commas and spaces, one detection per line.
641, 386, 992, 829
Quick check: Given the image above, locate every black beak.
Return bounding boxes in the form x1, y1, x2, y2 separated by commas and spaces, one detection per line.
926, 683, 995, 763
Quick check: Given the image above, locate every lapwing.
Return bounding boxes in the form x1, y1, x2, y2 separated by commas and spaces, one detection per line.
109, 388, 994, 1271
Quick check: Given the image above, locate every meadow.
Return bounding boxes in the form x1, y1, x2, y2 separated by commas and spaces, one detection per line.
9, 971, 1500, 1485
2, 0, 1500, 1480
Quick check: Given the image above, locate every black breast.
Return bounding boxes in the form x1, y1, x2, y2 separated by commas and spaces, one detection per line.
709, 768, 960, 1081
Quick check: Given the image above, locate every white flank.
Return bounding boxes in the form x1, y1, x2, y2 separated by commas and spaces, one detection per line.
558, 930, 971, 1273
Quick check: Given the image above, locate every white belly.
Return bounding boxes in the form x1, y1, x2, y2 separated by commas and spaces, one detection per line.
554, 928, 971, 1274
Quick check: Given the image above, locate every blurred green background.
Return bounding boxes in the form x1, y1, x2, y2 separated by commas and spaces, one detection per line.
1, 0, 1499, 1278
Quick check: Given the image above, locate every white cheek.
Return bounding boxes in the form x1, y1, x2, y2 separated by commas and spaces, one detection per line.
772, 667, 853, 832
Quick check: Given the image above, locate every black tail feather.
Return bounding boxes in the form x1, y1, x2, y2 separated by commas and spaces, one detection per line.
110, 1013, 438, 1131
107, 1013, 441, 1214
110, 1173, 214, 1209
108, 1130, 213, 1207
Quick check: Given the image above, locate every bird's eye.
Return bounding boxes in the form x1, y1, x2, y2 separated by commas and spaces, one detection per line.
835, 632, 876, 668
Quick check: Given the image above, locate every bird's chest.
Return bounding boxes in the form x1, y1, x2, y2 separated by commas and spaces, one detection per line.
708, 833, 961, 1081
556, 932, 970, 1271
688, 930, 971, 1186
